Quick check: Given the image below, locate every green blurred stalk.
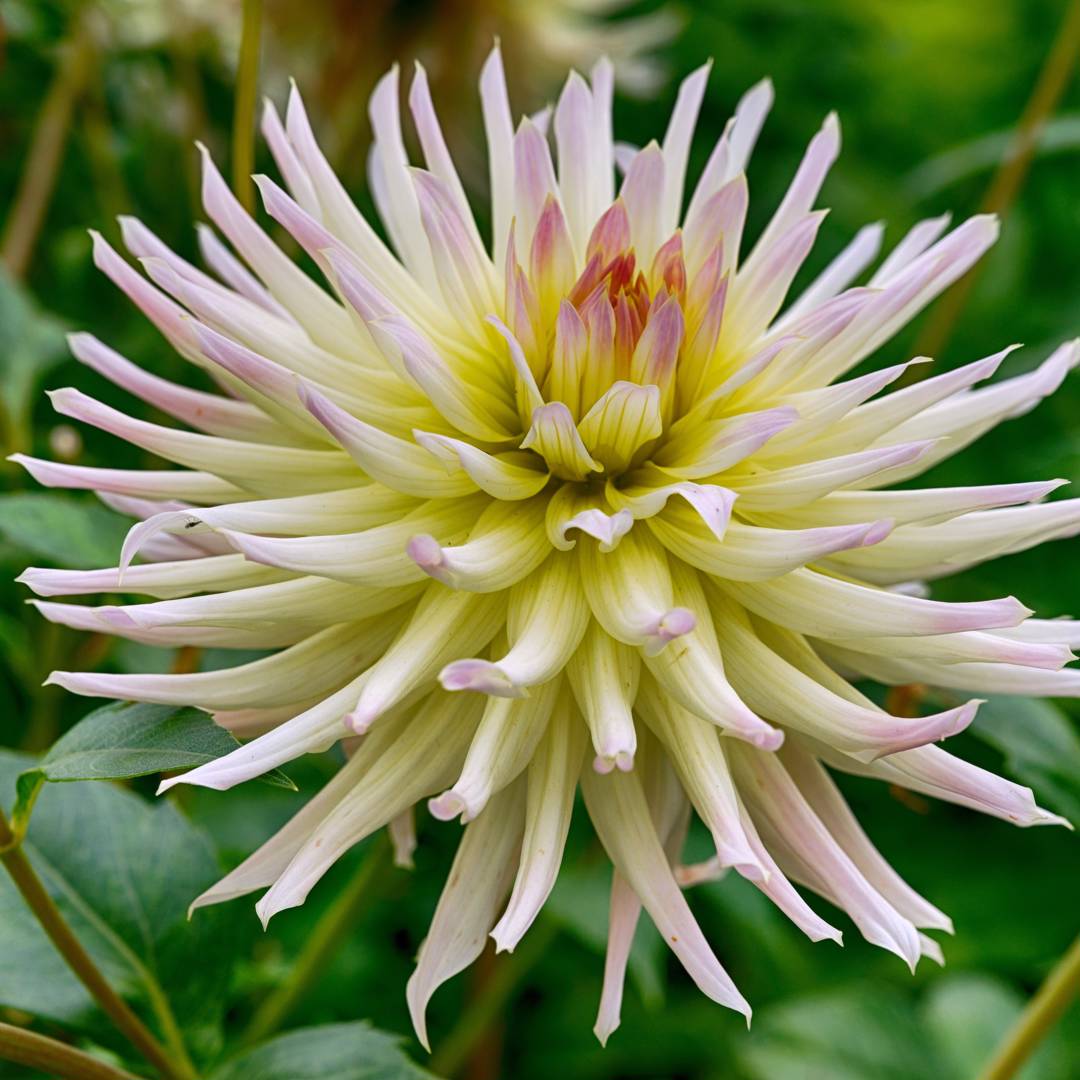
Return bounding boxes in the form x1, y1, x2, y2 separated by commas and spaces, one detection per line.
430, 919, 559, 1079
0, 1021, 142, 1080
0, 13, 95, 279
906, 0, 1080, 376
241, 833, 390, 1047
977, 931, 1080, 1080
0, 807, 196, 1080
232, 0, 264, 213
81, 54, 134, 235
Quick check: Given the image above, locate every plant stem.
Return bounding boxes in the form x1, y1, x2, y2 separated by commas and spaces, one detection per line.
0, 1021, 143, 1080
232, 0, 263, 213
241, 834, 390, 1047
977, 932, 1080, 1080
907, 0, 1080, 375
430, 919, 559, 1079
0, 807, 195, 1080
0, 12, 95, 279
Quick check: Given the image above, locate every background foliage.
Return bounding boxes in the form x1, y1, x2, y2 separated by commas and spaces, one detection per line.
1, 0, 1079, 1077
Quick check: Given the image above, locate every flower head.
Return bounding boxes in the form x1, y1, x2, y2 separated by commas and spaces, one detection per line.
17, 49, 1080, 1046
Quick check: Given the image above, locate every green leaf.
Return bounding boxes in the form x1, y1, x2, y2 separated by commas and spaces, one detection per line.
12, 701, 295, 833
208, 1023, 437, 1080
736, 984, 947, 1080
921, 974, 1069, 1080
0, 492, 128, 569
969, 695, 1080, 824
0, 750, 249, 1062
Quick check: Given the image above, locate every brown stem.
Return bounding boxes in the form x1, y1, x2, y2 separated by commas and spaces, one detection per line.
906, 0, 1080, 376
0, 808, 195, 1080
0, 1021, 143, 1080
0, 13, 95, 278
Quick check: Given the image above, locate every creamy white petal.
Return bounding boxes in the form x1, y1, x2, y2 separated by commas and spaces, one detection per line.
430, 676, 563, 823
490, 701, 586, 951
567, 620, 641, 772
581, 764, 751, 1020
440, 554, 589, 696
407, 779, 526, 1051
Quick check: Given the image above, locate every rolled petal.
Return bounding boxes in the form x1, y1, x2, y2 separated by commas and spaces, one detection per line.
655, 406, 799, 479
19, 553, 288, 600
779, 743, 954, 932
577, 382, 663, 473
720, 567, 1029, 639
490, 701, 587, 952
430, 676, 563, 823
567, 620, 641, 772
522, 402, 603, 482
708, 589, 981, 760
407, 494, 551, 592
643, 563, 782, 748
298, 383, 478, 498
414, 431, 550, 500
728, 740, 921, 970
650, 505, 892, 581
68, 331, 278, 443
637, 676, 764, 877
49, 387, 360, 496
407, 779, 526, 1049
580, 526, 695, 655
220, 496, 486, 586
256, 690, 486, 927
347, 587, 506, 732
439, 554, 590, 696
581, 764, 751, 1020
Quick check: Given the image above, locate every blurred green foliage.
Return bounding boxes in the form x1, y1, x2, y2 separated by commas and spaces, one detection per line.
0, 0, 1079, 1077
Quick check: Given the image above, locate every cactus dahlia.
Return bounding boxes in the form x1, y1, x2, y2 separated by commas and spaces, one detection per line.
16, 48, 1080, 1045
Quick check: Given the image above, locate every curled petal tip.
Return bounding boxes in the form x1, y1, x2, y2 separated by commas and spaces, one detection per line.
343, 711, 374, 736
751, 726, 786, 752
438, 658, 526, 697
592, 750, 635, 774
643, 606, 696, 655
428, 790, 468, 823
406, 533, 454, 586
861, 518, 894, 546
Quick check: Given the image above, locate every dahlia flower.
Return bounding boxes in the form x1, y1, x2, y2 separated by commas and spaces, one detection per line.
15, 49, 1080, 1046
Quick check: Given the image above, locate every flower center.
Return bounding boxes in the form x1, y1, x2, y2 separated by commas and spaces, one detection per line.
504, 197, 724, 486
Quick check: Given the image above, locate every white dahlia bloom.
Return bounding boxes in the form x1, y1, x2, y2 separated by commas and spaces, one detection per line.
16, 49, 1080, 1045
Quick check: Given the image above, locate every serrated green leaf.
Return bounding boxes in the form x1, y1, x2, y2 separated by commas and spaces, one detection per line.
0, 492, 128, 569
208, 1023, 437, 1080
969, 694, 1080, 824
11, 701, 295, 834
0, 750, 249, 1061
